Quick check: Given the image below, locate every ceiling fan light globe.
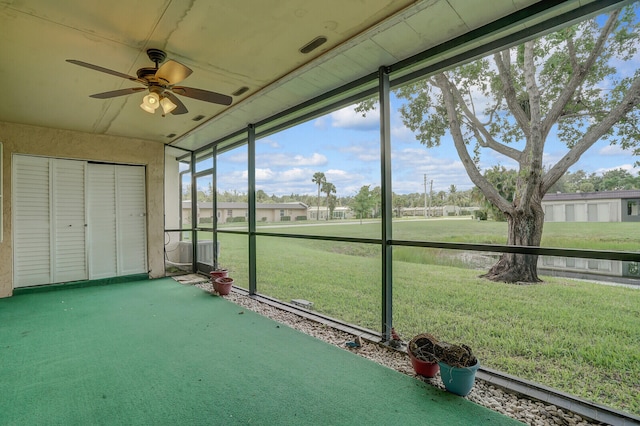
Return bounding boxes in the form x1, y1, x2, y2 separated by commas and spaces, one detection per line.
143, 93, 160, 109
160, 97, 177, 115
140, 102, 156, 113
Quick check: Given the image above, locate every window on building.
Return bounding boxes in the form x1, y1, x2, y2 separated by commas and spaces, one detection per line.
227, 209, 233, 216
628, 200, 639, 216
565, 204, 575, 222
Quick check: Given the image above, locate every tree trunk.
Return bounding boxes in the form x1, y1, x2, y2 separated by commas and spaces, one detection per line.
481, 201, 545, 283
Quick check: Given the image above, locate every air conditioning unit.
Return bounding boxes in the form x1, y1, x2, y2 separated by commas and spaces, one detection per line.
178, 240, 220, 265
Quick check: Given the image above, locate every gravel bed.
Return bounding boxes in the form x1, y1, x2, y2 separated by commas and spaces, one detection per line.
194, 280, 604, 426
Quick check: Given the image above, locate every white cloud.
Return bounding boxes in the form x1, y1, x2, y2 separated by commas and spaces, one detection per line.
313, 116, 327, 129
258, 152, 328, 167
338, 144, 378, 162
594, 163, 639, 175
598, 144, 632, 156
324, 169, 364, 182
254, 168, 275, 180
258, 138, 280, 149
224, 152, 248, 163
278, 168, 310, 181
390, 123, 414, 143
390, 147, 474, 192
330, 106, 379, 130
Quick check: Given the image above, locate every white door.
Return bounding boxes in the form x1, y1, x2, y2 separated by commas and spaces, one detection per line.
116, 165, 147, 275
14, 156, 147, 288
52, 159, 87, 282
87, 164, 117, 279
13, 156, 52, 287
13, 156, 87, 287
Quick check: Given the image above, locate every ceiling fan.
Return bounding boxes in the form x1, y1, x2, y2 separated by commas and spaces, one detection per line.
66, 48, 232, 116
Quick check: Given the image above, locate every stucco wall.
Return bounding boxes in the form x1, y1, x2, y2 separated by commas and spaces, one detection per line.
0, 121, 165, 298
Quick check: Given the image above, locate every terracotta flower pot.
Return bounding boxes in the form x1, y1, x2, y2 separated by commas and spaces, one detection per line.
408, 348, 440, 378
210, 269, 228, 280
214, 277, 234, 295
408, 333, 440, 378
210, 269, 228, 293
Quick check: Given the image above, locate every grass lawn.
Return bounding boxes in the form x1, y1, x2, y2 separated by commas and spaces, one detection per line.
206, 219, 639, 415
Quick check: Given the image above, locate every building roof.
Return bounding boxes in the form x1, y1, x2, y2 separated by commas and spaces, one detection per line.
542, 190, 640, 202
183, 201, 307, 210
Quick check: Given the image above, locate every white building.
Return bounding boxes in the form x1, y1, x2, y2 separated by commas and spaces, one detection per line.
541, 190, 640, 223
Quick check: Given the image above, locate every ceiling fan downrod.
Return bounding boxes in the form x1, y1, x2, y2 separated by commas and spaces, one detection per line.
146, 48, 166, 69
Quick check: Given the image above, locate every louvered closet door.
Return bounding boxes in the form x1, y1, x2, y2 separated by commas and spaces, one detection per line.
116, 165, 147, 275
87, 164, 117, 279
13, 156, 87, 287
52, 159, 87, 282
13, 156, 52, 287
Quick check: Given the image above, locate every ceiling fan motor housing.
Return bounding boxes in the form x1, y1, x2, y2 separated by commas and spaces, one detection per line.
146, 48, 167, 66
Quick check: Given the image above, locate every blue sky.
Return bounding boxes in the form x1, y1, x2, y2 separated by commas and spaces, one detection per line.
215, 95, 639, 198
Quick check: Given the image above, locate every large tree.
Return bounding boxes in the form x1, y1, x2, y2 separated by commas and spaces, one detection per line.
363, 7, 640, 282
351, 185, 374, 224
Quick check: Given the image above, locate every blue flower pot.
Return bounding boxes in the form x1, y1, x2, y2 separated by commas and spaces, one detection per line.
438, 360, 480, 396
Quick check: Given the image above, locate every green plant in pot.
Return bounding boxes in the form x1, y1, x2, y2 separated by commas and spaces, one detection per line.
435, 342, 479, 396
407, 333, 440, 378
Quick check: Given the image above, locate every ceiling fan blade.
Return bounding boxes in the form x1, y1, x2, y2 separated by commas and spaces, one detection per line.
172, 86, 232, 106
164, 92, 189, 115
156, 60, 193, 85
66, 59, 141, 83
89, 87, 146, 99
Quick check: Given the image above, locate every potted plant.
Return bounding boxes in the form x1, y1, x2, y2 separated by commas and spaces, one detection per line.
407, 333, 440, 378
210, 268, 228, 293
214, 276, 234, 296
435, 342, 479, 396
210, 268, 228, 280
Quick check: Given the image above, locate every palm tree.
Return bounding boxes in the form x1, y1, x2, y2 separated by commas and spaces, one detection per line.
321, 181, 336, 220
312, 172, 326, 220
449, 184, 457, 216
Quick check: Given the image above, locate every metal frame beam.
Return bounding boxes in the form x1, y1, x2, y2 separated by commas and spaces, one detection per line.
379, 66, 393, 342
247, 124, 257, 295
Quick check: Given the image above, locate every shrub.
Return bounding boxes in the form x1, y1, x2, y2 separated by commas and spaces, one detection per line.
281, 216, 291, 221
474, 210, 488, 221
232, 216, 246, 223
199, 217, 213, 224
296, 216, 307, 221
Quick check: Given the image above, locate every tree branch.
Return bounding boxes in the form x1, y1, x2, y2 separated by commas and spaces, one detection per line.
494, 50, 531, 137
543, 74, 640, 192
519, 41, 545, 212
542, 9, 621, 136
435, 74, 513, 213
443, 72, 523, 161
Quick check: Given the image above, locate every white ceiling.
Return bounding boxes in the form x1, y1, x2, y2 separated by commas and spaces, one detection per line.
0, 0, 606, 152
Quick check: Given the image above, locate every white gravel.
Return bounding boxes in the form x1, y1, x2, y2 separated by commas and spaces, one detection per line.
194, 280, 605, 426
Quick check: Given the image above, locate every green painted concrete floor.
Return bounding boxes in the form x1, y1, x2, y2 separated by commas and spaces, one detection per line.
0, 278, 523, 425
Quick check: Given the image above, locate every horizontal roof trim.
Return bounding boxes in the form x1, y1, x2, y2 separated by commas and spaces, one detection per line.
183, 201, 308, 209
543, 190, 640, 201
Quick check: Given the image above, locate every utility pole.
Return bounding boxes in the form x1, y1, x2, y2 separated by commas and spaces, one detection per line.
429, 180, 433, 218
423, 174, 427, 218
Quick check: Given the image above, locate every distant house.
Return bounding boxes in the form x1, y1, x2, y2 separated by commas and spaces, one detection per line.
307, 206, 353, 220
541, 190, 640, 223
182, 201, 308, 223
